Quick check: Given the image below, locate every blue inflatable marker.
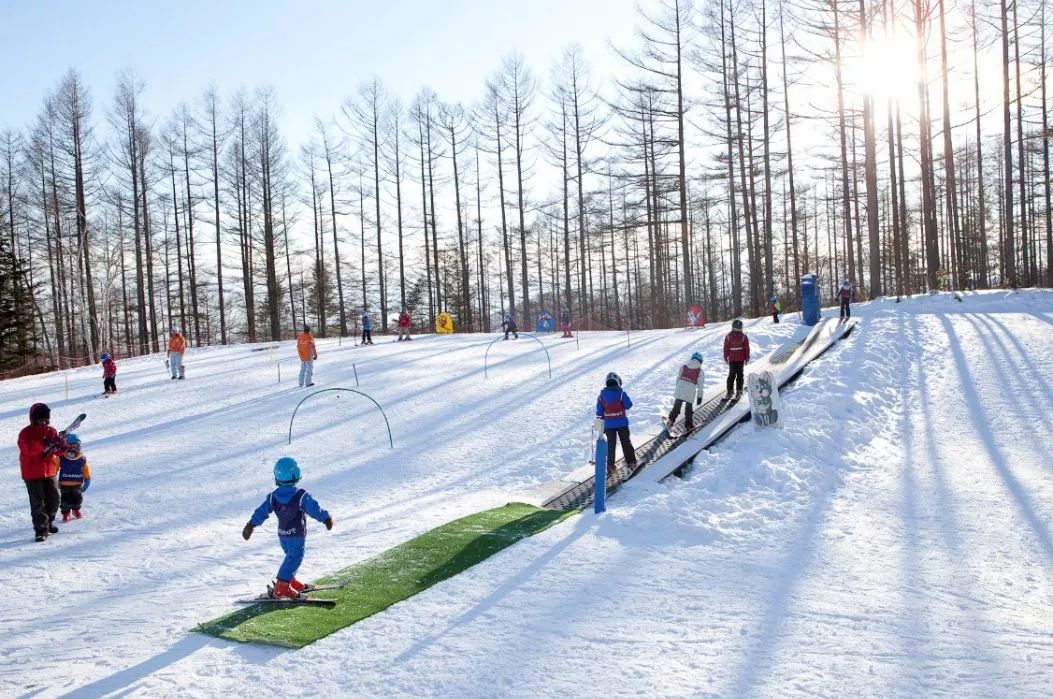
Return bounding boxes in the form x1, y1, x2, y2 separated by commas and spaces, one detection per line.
801, 273, 820, 326
594, 438, 608, 514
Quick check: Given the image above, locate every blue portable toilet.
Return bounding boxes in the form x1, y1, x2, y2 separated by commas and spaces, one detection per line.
801, 274, 820, 326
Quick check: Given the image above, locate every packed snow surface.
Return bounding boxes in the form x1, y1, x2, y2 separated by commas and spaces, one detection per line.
2, 290, 1052, 697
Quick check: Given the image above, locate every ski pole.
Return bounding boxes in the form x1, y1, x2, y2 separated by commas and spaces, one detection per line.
353, 363, 359, 386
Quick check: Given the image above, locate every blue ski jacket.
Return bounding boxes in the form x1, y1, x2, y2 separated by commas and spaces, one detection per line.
250, 485, 330, 537
596, 387, 633, 430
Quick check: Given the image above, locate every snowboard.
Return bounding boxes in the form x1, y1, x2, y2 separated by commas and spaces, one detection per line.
747, 370, 781, 429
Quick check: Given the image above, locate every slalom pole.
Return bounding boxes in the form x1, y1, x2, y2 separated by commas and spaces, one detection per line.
594, 437, 608, 514
353, 363, 359, 386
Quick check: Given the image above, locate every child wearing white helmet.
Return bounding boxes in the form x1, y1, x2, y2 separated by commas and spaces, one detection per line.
242, 457, 334, 600
666, 351, 705, 431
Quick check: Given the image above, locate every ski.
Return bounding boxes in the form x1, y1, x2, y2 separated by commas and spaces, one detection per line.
298, 581, 349, 593
45, 413, 86, 455
235, 595, 336, 607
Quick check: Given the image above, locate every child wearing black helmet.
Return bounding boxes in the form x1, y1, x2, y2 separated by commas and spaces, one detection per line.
595, 372, 638, 477
242, 457, 334, 600
723, 319, 751, 399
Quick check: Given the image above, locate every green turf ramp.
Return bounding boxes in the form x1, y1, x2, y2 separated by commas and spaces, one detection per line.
195, 502, 574, 648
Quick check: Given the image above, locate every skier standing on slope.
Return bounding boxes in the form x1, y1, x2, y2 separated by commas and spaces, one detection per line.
18, 403, 68, 541
595, 372, 638, 477
560, 307, 573, 338
297, 325, 318, 388
723, 319, 750, 399
101, 353, 117, 395
58, 433, 91, 522
360, 310, 374, 345
166, 329, 187, 379
242, 457, 334, 600
767, 294, 781, 324
397, 309, 412, 341
502, 313, 518, 340
837, 280, 856, 320
666, 351, 705, 431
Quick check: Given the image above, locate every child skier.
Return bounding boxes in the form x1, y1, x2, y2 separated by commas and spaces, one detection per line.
297, 325, 318, 388
18, 403, 67, 541
666, 351, 704, 431
767, 294, 781, 324
58, 434, 92, 521
723, 319, 750, 399
837, 280, 856, 320
360, 310, 374, 345
242, 457, 334, 599
594, 372, 638, 477
167, 329, 187, 379
560, 307, 573, 338
101, 353, 117, 395
502, 313, 518, 340
397, 309, 412, 341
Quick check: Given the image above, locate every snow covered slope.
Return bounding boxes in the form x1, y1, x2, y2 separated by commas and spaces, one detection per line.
2, 290, 1052, 697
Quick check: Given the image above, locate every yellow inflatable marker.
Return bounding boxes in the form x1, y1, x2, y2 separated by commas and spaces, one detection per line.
436, 311, 455, 334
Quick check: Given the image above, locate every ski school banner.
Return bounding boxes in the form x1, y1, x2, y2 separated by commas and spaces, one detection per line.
535, 310, 554, 333
686, 304, 706, 328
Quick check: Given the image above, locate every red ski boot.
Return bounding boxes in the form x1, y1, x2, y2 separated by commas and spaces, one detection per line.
62, 512, 71, 522
73, 509, 82, 519
270, 580, 300, 600
290, 578, 306, 592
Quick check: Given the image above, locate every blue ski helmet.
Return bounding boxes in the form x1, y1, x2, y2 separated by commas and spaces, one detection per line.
100, 353, 110, 361
273, 457, 301, 485
690, 351, 704, 363
66, 433, 81, 446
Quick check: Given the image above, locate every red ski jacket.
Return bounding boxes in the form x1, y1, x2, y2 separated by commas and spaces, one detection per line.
398, 312, 411, 328
723, 331, 750, 363
102, 357, 117, 378
18, 423, 64, 480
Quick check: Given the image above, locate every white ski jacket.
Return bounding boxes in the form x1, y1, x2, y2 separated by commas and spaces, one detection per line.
673, 359, 704, 403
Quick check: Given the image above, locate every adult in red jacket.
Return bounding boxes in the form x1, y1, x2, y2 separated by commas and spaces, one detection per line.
397, 310, 412, 342
18, 403, 68, 541
723, 319, 751, 399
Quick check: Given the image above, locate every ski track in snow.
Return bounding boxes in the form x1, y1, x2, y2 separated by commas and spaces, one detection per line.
1, 290, 1052, 697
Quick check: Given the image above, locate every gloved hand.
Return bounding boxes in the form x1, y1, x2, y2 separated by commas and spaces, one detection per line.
81, 478, 90, 492
593, 418, 605, 434
324, 516, 334, 531
242, 522, 254, 540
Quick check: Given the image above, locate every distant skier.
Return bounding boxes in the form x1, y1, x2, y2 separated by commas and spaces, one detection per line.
361, 310, 374, 345
560, 307, 573, 338
58, 433, 92, 522
502, 313, 518, 340
837, 280, 856, 320
397, 309, 412, 341
18, 403, 68, 542
767, 294, 781, 324
595, 372, 638, 477
101, 353, 117, 395
297, 325, 318, 388
166, 329, 187, 379
666, 351, 705, 431
242, 457, 334, 600
723, 319, 750, 400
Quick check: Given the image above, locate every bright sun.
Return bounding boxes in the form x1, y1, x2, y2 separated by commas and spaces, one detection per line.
851, 29, 920, 108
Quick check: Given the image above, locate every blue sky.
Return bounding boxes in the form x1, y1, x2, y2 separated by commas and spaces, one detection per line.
3, 0, 638, 142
